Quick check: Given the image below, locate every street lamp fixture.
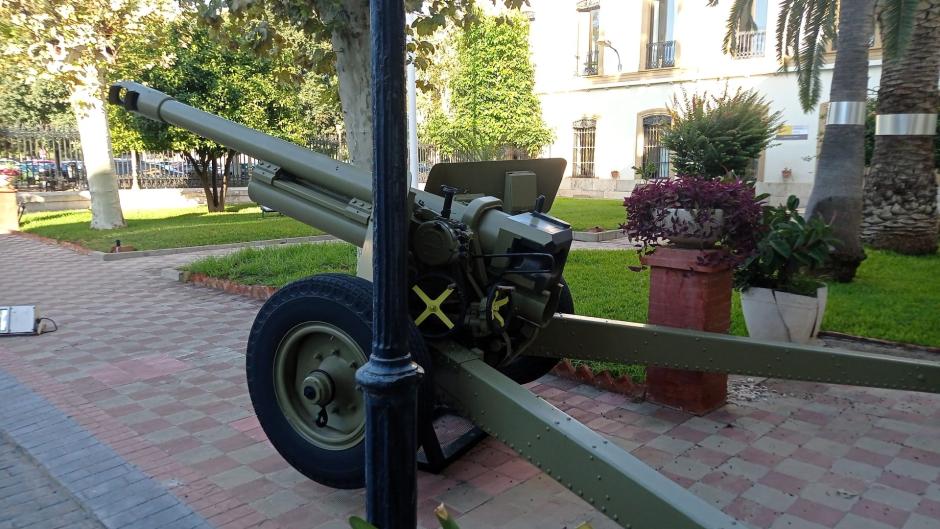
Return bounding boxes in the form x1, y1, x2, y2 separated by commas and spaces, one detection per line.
599, 40, 622, 72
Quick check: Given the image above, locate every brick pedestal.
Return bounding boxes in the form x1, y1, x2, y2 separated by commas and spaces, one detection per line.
641, 247, 731, 415
0, 190, 19, 234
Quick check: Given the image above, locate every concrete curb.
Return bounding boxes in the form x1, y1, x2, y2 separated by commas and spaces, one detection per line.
11, 230, 337, 260
94, 234, 337, 261
572, 229, 626, 242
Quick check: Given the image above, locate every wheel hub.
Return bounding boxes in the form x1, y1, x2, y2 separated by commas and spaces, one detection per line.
273, 322, 367, 451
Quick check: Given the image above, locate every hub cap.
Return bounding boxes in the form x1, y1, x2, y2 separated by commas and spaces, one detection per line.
273, 322, 367, 450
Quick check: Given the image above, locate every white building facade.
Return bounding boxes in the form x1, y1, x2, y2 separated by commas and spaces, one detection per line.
523, 0, 884, 203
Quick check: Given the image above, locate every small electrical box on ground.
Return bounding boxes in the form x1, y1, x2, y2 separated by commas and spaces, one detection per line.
0, 305, 41, 335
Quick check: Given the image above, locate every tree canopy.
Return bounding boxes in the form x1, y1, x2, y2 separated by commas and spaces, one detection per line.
109, 12, 333, 210
421, 9, 553, 158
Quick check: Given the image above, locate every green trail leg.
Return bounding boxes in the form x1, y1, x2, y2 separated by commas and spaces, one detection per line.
434, 346, 743, 529
527, 315, 940, 394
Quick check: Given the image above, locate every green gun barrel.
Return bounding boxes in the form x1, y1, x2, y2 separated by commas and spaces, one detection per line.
109, 81, 373, 245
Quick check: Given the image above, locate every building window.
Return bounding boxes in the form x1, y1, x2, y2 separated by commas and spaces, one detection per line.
732, 0, 768, 58
576, 0, 601, 76
641, 115, 671, 179
572, 118, 597, 177
645, 0, 676, 69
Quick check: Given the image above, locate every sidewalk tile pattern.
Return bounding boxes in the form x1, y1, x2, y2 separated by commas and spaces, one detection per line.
0, 234, 938, 529
0, 368, 212, 529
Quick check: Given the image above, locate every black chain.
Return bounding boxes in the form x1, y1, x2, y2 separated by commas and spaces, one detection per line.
315, 406, 329, 428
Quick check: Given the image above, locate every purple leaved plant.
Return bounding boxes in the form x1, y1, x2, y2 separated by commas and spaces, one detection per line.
621, 176, 765, 263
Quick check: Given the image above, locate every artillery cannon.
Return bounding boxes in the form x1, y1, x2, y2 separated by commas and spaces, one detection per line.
110, 81, 940, 529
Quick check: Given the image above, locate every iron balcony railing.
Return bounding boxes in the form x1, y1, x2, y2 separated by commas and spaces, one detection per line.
646, 40, 676, 69
582, 49, 600, 76
733, 30, 766, 59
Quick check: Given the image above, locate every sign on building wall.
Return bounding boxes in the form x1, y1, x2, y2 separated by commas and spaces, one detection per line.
776, 124, 809, 140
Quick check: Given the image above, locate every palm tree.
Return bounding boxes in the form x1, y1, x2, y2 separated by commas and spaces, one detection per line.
862, 0, 939, 255
717, 0, 880, 280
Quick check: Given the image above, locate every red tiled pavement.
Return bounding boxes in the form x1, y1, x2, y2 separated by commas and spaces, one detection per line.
1, 233, 939, 529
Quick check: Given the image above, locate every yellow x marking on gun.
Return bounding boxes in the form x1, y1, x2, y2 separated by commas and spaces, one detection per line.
412, 285, 456, 329
490, 291, 510, 327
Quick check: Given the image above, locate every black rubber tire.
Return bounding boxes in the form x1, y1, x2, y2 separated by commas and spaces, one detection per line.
246, 273, 433, 489
498, 277, 575, 384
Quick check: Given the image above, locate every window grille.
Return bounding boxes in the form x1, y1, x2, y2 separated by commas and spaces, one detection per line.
572, 118, 597, 178
641, 115, 671, 179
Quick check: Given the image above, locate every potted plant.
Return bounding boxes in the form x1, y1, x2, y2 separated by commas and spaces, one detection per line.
734, 196, 839, 344
622, 176, 764, 257
661, 87, 783, 181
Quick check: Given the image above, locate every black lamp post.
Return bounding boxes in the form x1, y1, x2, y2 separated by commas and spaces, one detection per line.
355, 0, 423, 527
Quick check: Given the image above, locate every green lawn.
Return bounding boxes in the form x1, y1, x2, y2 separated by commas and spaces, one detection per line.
184, 244, 940, 352
549, 197, 624, 231
187, 243, 357, 286
20, 197, 621, 252
20, 205, 322, 252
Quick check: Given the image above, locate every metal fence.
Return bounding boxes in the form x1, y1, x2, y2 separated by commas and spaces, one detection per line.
2, 127, 522, 190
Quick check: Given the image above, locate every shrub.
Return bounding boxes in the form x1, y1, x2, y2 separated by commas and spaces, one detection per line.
734, 196, 839, 296
622, 176, 765, 260
662, 88, 783, 180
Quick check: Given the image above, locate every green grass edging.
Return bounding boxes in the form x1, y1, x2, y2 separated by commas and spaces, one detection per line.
183, 244, 940, 380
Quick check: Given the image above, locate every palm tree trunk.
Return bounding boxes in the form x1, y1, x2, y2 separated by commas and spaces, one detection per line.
862, 0, 940, 254
804, 0, 874, 281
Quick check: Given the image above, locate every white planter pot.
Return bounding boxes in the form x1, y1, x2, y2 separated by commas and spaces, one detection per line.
740, 285, 828, 344
655, 208, 725, 248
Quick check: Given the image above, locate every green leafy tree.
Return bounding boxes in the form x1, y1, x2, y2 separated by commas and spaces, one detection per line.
0, 0, 177, 229
0, 65, 74, 128
421, 10, 553, 159
112, 16, 312, 211
660, 87, 782, 180
214, 0, 527, 171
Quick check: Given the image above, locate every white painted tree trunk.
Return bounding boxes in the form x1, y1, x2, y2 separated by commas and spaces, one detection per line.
70, 67, 125, 230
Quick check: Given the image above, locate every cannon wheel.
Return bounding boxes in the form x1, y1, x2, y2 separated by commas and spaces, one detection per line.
498, 277, 575, 384
246, 273, 433, 489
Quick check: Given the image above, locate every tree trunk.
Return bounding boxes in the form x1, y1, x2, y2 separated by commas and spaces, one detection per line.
862, 0, 940, 254
327, 0, 373, 171
184, 151, 224, 212
804, 0, 874, 282
69, 65, 125, 230
217, 149, 234, 211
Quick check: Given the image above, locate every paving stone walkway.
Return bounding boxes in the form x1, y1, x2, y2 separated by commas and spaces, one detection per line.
0, 433, 105, 529
0, 233, 938, 529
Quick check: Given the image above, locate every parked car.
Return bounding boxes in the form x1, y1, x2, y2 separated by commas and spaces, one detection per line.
0, 159, 21, 178
19, 159, 57, 178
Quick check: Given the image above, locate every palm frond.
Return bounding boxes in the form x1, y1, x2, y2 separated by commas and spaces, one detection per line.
878, 0, 916, 60
775, 0, 795, 61
722, 0, 758, 54
795, 0, 830, 110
